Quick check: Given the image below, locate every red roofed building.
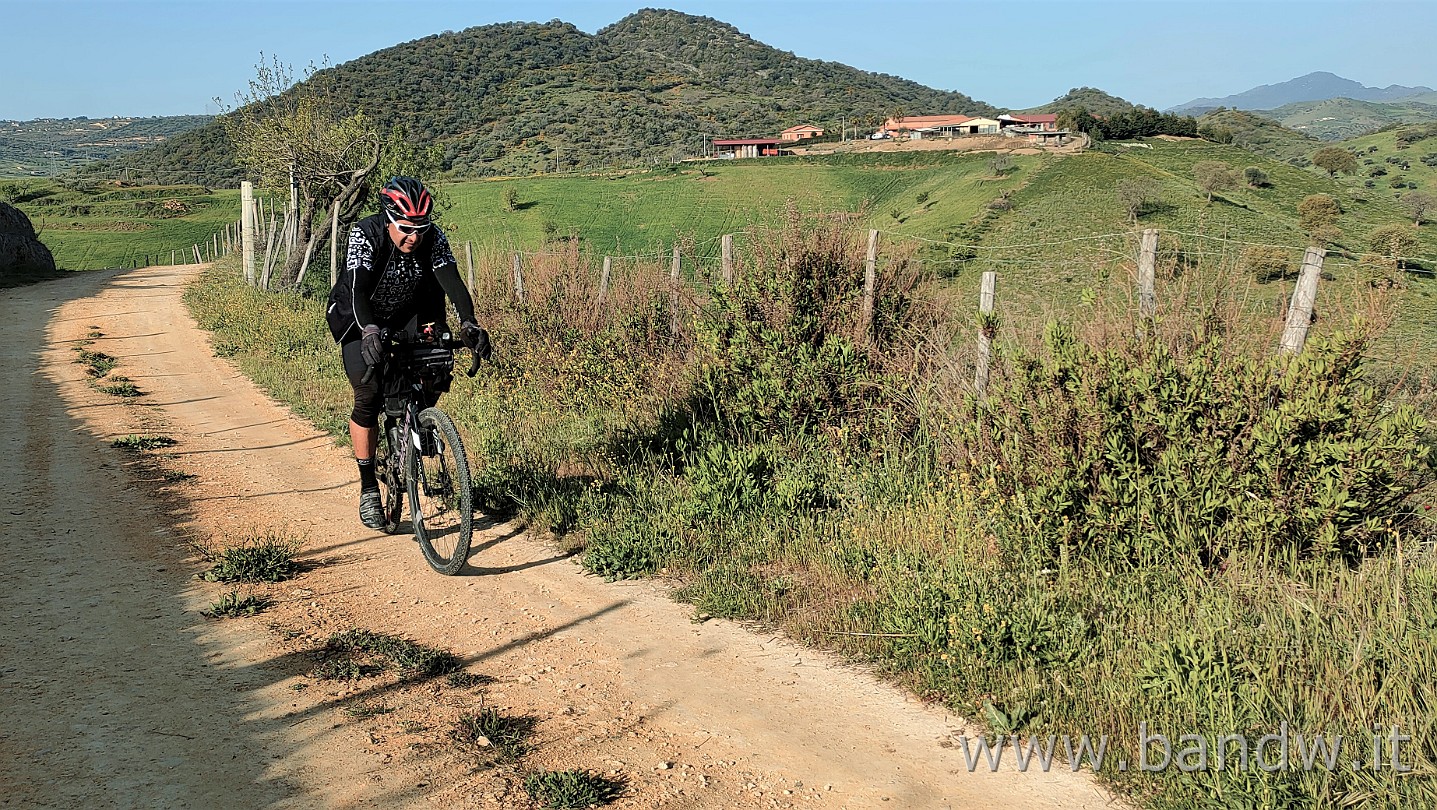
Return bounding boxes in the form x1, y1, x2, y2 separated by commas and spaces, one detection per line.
779, 124, 825, 142
880, 114, 973, 136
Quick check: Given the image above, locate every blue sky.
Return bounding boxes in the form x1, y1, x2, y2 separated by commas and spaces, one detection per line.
4, 0, 1434, 120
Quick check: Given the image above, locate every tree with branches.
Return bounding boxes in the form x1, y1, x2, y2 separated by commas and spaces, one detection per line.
1116, 177, 1163, 223
1401, 191, 1435, 226
1193, 161, 1238, 202
219, 55, 382, 288
1310, 146, 1358, 178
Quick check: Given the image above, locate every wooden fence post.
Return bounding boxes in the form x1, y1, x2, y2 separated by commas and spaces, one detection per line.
670, 243, 682, 337
464, 241, 475, 290
329, 199, 340, 287
721, 233, 734, 284
599, 256, 612, 305
295, 231, 318, 288
1279, 247, 1325, 355
1138, 228, 1158, 322
512, 253, 524, 303
259, 219, 280, 290
975, 271, 997, 400
241, 182, 256, 285
862, 229, 878, 343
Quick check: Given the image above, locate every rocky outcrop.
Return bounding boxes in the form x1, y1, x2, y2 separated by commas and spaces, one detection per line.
0, 202, 58, 281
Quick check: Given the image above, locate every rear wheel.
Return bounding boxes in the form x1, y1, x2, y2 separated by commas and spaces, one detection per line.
407, 407, 473, 575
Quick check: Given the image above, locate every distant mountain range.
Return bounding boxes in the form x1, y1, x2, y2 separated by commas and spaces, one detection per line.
1170, 72, 1433, 115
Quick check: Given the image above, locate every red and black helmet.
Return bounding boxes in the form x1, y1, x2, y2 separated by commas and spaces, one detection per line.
378, 176, 433, 222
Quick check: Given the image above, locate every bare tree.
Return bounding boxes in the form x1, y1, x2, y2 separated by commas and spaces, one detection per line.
1193, 161, 1238, 202
219, 55, 381, 288
1401, 191, 1435, 226
1116, 177, 1163, 223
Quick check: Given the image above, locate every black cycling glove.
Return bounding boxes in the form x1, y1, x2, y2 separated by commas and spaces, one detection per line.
361, 325, 385, 367
460, 321, 491, 361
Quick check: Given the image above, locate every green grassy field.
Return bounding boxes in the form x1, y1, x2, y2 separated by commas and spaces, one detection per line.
438, 151, 1036, 267
6, 178, 238, 271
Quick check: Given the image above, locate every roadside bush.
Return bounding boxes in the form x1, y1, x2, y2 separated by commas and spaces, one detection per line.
693, 205, 922, 446
958, 317, 1430, 568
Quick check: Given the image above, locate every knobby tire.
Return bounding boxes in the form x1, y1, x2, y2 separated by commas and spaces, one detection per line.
407, 407, 473, 575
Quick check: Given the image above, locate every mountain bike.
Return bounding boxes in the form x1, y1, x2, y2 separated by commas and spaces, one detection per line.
362, 324, 479, 575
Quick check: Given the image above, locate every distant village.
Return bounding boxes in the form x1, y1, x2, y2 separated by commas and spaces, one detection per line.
711, 113, 1067, 158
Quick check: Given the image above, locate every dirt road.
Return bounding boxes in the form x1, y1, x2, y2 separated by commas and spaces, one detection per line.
1, 265, 1120, 808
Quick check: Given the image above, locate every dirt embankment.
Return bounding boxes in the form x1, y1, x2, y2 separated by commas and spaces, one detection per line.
0, 264, 1120, 809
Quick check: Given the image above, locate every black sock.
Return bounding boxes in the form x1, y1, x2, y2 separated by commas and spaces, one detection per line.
356, 457, 378, 491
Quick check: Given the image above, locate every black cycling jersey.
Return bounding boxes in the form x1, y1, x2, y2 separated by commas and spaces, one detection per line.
325, 213, 476, 342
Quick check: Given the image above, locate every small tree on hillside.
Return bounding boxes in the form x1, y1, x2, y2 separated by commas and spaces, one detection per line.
1193, 161, 1239, 202
1368, 224, 1420, 268
1243, 166, 1270, 188
1116, 177, 1163, 223
1401, 191, 1435, 226
1242, 245, 1293, 282
1311, 146, 1359, 178
220, 55, 382, 288
1297, 194, 1342, 232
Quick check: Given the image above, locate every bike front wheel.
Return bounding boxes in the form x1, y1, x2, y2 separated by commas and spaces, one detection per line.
406, 407, 474, 575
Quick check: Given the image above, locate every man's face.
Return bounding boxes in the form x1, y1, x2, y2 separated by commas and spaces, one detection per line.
386, 216, 430, 253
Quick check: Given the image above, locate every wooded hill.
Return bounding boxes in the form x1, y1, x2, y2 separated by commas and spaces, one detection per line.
78, 9, 1001, 184
1, 116, 211, 178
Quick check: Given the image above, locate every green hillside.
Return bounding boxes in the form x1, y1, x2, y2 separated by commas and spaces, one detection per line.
963, 138, 1436, 364
1266, 96, 1437, 141
1343, 124, 1437, 198
1194, 108, 1321, 162
441, 151, 1037, 260
6, 177, 238, 270
79, 10, 999, 184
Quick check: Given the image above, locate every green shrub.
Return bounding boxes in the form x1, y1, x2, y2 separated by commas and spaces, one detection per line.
693, 206, 920, 444
1242, 245, 1294, 282
961, 319, 1430, 567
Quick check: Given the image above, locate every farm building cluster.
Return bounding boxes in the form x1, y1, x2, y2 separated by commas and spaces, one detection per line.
711, 113, 1067, 158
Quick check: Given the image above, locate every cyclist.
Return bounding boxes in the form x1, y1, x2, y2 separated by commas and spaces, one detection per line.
325, 176, 491, 529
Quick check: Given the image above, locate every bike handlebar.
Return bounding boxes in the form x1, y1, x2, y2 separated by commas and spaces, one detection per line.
359, 328, 481, 386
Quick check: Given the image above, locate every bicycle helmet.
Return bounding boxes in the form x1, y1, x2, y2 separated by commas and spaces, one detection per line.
378, 176, 433, 222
